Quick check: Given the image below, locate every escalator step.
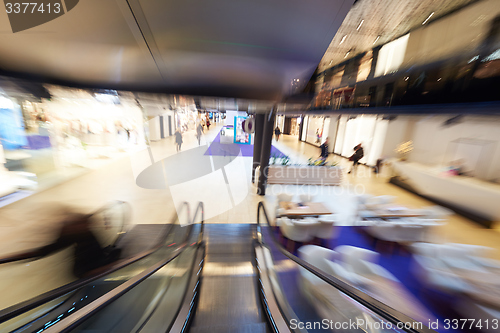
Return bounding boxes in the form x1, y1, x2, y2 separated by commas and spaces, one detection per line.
189, 322, 269, 333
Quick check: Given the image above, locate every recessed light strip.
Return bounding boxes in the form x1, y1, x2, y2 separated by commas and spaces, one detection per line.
422, 12, 434, 25
356, 20, 364, 31
339, 35, 347, 45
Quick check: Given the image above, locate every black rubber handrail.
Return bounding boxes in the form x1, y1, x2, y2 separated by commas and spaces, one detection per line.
257, 201, 437, 333
44, 202, 205, 333
0, 201, 190, 324
0, 200, 134, 265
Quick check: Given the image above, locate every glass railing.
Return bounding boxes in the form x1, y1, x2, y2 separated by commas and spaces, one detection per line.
0, 201, 196, 332
66, 203, 204, 332
0, 201, 134, 312
256, 202, 436, 333
17, 202, 204, 333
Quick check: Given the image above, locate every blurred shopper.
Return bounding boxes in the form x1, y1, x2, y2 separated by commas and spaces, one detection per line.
373, 158, 384, 174
196, 123, 203, 146
348, 144, 364, 174
175, 128, 183, 152
206, 119, 211, 130
274, 126, 281, 141
319, 137, 329, 163
5, 209, 120, 278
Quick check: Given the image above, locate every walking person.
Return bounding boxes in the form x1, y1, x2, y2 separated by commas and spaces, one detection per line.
319, 137, 329, 164
175, 128, 183, 152
196, 122, 203, 146
274, 126, 281, 141
348, 144, 364, 174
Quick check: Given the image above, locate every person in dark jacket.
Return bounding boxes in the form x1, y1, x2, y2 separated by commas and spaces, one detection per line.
196, 123, 203, 146
348, 144, 364, 174
274, 126, 281, 141
175, 129, 183, 152
319, 137, 329, 162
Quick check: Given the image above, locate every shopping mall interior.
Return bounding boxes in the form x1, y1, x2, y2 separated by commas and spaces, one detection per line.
1, 0, 500, 332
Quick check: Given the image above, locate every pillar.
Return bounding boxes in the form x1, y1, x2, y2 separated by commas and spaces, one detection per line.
252, 113, 265, 183
257, 110, 276, 196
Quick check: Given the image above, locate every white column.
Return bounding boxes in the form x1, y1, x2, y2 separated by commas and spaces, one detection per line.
0, 142, 6, 173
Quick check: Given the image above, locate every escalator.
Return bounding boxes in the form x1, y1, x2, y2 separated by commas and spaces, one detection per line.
0, 201, 437, 333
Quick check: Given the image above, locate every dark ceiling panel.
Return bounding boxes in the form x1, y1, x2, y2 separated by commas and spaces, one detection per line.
0, 0, 355, 99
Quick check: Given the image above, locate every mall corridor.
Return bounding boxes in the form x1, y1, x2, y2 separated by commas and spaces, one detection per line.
2, 0, 500, 332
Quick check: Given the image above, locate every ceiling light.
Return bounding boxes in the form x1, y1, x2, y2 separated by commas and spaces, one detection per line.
356, 20, 364, 31
339, 35, 347, 45
373, 36, 380, 44
422, 12, 434, 25
344, 51, 350, 58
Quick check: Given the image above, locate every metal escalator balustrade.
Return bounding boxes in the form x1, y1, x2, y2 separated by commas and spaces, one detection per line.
255, 201, 438, 333
37, 202, 205, 333
0, 201, 200, 333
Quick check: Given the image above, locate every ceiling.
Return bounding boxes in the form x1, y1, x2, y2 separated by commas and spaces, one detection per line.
318, 0, 478, 73
0, 0, 355, 101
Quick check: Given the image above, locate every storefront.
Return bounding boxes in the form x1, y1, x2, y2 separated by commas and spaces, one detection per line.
333, 114, 388, 166
300, 115, 331, 146
173, 97, 198, 132
300, 113, 389, 166
0, 83, 147, 198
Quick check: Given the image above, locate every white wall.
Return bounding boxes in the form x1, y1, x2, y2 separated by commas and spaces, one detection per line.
334, 115, 348, 155
379, 116, 412, 159
327, 116, 339, 153
408, 116, 500, 181
148, 116, 161, 141
225, 110, 247, 127
377, 115, 500, 182
367, 119, 389, 165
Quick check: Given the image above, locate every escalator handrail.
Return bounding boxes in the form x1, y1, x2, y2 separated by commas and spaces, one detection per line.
0, 201, 190, 324
166, 201, 205, 333
0, 200, 133, 265
43, 238, 191, 333
43, 202, 205, 333
256, 201, 437, 333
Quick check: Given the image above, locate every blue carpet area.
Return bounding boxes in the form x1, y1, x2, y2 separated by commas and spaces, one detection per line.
204, 130, 286, 157
25, 135, 51, 150
266, 225, 465, 333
